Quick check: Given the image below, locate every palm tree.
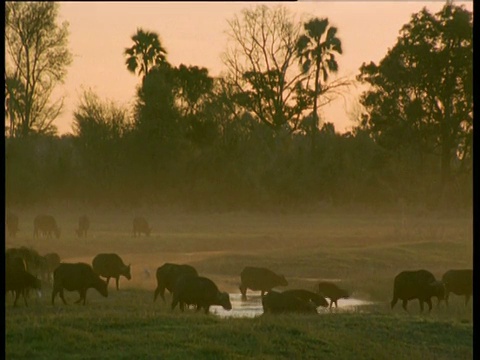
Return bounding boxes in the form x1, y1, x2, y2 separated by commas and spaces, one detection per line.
124, 28, 168, 80
296, 18, 342, 149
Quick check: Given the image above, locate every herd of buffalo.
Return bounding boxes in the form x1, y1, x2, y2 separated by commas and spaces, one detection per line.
5, 213, 474, 315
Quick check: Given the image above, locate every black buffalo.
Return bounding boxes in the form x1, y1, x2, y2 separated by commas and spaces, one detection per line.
154, 263, 198, 302
391, 269, 445, 312
318, 281, 350, 308
6, 211, 19, 237
283, 289, 329, 308
76, 215, 90, 238
239, 266, 288, 299
262, 290, 318, 315
171, 275, 232, 314
92, 253, 131, 291
52, 262, 108, 305
6, 265, 42, 307
133, 216, 151, 237
441, 269, 473, 306
34, 214, 61, 239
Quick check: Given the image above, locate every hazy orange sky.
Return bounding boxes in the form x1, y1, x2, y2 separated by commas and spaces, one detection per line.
53, 1, 473, 135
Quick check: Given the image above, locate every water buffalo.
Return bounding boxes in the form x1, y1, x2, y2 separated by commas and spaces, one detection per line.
6, 211, 19, 237
171, 275, 232, 314
6, 246, 45, 280
239, 266, 288, 299
441, 269, 473, 306
154, 263, 198, 302
133, 216, 151, 237
391, 269, 445, 312
283, 289, 329, 308
92, 253, 131, 291
318, 281, 350, 308
76, 215, 90, 238
6, 265, 42, 307
34, 214, 61, 239
262, 290, 318, 315
52, 262, 108, 305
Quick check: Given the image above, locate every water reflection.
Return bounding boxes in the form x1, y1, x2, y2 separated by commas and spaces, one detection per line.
212, 293, 375, 318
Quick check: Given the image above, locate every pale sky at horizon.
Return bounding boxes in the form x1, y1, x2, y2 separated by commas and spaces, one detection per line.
52, 1, 473, 135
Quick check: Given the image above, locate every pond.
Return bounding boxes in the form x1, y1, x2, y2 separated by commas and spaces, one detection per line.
211, 293, 376, 318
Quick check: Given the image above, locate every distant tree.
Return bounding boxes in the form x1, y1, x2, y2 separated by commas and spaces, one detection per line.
5, 1, 72, 137
357, 3, 473, 191
296, 17, 344, 151
124, 28, 168, 80
222, 5, 309, 132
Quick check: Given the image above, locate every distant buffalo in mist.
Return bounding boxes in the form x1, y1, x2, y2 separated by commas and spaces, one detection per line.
133, 216, 151, 237
6, 211, 19, 237
441, 269, 472, 306
283, 289, 329, 308
6, 261, 42, 307
34, 214, 61, 239
391, 269, 445, 313
154, 263, 198, 303
262, 290, 318, 315
318, 281, 350, 308
76, 215, 90, 238
239, 266, 288, 299
92, 253, 131, 291
171, 275, 232, 314
52, 263, 108, 305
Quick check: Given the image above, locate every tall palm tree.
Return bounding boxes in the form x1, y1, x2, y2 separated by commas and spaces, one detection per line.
124, 28, 168, 80
296, 18, 342, 149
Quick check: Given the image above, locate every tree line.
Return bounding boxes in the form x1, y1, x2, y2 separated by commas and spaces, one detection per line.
5, 3, 472, 210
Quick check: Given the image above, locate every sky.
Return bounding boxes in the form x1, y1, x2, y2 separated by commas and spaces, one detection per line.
53, 1, 473, 135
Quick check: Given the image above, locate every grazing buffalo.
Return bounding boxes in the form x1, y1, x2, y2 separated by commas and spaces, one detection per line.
76, 215, 90, 238
283, 289, 329, 308
34, 214, 61, 239
262, 290, 318, 315
133, 216, 151, 237
171, 275, 232, 314
391, 269, 445, 312
52, 263, 108, 305
318, 281, 350, 308
239, 266, 288, 299
6, 211, 19, 237
92, 253, 131, 291
441, 269, 473, 306
6, 265, 42, 307
154, 263, 198, 302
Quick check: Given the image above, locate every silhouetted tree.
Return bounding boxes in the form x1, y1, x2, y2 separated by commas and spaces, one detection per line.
222, 5, 309, 132
357, 3, 472, 193
296, 18, 343, 151
5, 1, 72, 137
124, 28, 168, 81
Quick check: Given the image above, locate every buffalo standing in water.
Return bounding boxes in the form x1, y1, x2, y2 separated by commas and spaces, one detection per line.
171, 275, 232, 314
317, 281, 350, 308
391, 269, 445, 312
239, 266, 288, 299
262, 290, 318, 315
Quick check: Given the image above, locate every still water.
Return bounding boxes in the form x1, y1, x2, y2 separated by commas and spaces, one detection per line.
211, 293, 375, 318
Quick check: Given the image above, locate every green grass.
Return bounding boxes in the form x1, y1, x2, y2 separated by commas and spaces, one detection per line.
5, 204, 473, 359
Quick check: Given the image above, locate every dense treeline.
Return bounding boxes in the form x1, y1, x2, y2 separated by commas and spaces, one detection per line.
5, 3, 472, 211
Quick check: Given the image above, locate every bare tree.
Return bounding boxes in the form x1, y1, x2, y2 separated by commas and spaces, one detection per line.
5, 2, 72, 137
222, 5, 310, 132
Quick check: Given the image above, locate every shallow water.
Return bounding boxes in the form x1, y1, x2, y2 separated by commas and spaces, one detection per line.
211, 293, 375, 318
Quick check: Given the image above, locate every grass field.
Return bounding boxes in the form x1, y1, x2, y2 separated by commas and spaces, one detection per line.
5, 204, 473, 359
